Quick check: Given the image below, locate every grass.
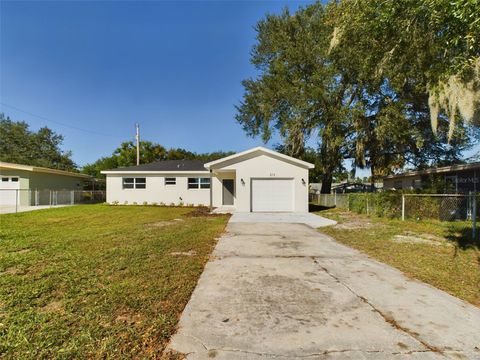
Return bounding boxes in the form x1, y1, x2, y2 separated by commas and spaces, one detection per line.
0, 204, 229, 359
314, 207, 480, 307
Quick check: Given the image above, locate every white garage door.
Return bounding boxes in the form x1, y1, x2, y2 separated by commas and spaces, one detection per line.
251, 179, 293, 212
0, 177, 20, 206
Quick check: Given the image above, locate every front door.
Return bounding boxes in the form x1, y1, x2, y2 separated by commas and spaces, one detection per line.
222, 179, 234, 205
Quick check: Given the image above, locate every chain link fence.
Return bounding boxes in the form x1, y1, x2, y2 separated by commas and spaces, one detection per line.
0, 189, 106, 213
310, 192, 479, 243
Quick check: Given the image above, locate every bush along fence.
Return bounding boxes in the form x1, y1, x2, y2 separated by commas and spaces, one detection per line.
0, 189, 106, 213
310, 192, 480, 243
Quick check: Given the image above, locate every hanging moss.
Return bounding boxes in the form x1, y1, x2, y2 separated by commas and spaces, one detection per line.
428, 58, 480, 139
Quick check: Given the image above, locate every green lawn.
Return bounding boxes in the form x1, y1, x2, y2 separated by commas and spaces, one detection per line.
315, 207, 480, 307
0, 205, 229, 359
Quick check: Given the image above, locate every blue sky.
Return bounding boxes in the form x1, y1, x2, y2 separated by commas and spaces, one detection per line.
1, 0, 477, 176
1, 0, 315, 167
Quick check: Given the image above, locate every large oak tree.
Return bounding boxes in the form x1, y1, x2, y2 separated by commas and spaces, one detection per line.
237, 2, 478, 192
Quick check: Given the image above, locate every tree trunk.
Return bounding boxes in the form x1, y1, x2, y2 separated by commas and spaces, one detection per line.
321, 173, 333, 194
319, 133, 340, 194
370, 163, 375, 191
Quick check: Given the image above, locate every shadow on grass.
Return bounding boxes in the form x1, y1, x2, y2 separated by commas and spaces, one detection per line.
309, 203, 335, 212
445, 224, 480, 250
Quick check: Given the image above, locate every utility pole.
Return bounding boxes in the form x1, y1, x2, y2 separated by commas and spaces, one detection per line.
135, 123, 140, 166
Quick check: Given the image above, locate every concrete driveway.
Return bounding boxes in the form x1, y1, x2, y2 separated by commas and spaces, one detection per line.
230, 212, 337, 228
167, 216, 480, 359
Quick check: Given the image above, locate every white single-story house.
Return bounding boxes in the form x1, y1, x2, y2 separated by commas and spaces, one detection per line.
101, 147, 314, 212
0, 161, 92, 206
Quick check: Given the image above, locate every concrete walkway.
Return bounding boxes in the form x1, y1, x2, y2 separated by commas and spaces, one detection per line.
167, 221, 480, 359
230, 212, 337, 228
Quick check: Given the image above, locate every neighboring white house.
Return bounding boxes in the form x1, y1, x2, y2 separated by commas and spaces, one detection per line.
0, 161, 92, 206
101, 147, 314, 212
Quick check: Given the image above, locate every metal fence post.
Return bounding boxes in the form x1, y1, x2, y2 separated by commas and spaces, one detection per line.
15, 189, 18, 213
334, 191, 337, 206
402, 194, 405, 221
472, 192, 477, 242
70, 190, 74, 205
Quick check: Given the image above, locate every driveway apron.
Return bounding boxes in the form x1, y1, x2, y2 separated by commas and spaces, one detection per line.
167, 217, 480, 359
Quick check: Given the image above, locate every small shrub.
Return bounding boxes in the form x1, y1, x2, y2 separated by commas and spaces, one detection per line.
142, 201, 148, 206
111, 201, 119, 206
178, 201, 184, 207
169, 202, 175, 207
151, 202, 158, 206
132, 202, 138, 206
124, 201, 129, 205
159, 202, 165, 206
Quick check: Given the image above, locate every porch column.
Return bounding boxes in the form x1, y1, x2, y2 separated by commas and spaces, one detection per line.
209, 169, 213, 211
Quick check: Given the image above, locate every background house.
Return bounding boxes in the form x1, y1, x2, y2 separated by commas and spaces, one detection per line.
0, 162, 93, 206
383, 162, 480, 193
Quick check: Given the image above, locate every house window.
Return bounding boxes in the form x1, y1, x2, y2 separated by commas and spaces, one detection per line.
200, 178, 211, 189
165, 177, 176, 185
188, 177, 210, 189
11, 177, 19, 182
123, 177, 146, 189
1, 177, 8, 182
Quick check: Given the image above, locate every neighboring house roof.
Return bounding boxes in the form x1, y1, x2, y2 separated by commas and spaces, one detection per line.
383, 162, 480, 180
204, 146, 315, 170
102, 160, 208, 174
0, 161, 92, 179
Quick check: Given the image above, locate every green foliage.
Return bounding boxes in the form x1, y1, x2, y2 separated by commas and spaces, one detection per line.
0, 113, 76, 170
236, 4, 353, 193
330, 0, 480, 133
347, 192, 402, 218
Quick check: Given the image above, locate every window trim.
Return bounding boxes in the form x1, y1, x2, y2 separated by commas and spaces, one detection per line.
188, 177, 210, 189
122, 177, 146, 189
1, 177, 9, 182
165, 177, 176, 186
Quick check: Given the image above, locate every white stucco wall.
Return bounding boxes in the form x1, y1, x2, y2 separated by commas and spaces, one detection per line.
105, 173, 210, 206
211, 154, 310, 212
104, 152, 311, 212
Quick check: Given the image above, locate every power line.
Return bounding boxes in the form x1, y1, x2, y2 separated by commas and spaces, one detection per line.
0, 102, 125, 139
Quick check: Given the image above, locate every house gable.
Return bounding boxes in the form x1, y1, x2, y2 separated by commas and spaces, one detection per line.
204, 147, 314, 171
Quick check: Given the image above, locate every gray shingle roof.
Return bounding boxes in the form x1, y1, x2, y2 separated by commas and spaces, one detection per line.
106, 160, 207, 172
